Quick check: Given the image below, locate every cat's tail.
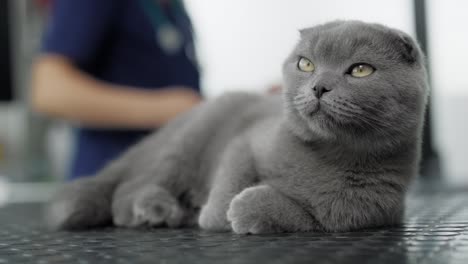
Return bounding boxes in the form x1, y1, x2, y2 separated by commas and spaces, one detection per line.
45, 161, 125, 230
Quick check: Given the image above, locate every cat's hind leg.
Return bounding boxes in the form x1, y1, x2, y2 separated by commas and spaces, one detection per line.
45, 158, 128, 230
46, 176, 116, 230
112, 181, 186, 228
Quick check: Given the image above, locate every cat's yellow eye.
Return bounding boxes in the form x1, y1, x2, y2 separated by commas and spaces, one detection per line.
298, 57, 315, 72
350, 64, 375, 78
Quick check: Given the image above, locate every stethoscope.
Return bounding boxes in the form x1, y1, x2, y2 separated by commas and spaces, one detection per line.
139, 0, 191, 56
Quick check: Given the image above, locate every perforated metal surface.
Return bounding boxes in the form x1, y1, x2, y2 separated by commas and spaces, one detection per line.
1, 188, 468, 263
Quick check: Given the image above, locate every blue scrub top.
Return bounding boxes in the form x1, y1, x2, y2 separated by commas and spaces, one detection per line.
41, 0, 200, 180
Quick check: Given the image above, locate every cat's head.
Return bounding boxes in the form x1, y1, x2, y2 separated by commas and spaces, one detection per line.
282, 21, 428, 150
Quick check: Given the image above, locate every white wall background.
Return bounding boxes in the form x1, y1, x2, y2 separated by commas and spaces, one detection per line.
428, 0, 468, 183
185, 0, 468, 183
185, 0, 414, 97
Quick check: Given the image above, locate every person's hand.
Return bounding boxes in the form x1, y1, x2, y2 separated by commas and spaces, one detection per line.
163, 86, 203, 106
31, 55, 202, 128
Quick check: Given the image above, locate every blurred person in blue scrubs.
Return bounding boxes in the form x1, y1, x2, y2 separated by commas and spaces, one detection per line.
31, 0, 202, 180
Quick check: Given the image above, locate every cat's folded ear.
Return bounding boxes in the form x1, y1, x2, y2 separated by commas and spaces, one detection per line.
394, 31, 424, 65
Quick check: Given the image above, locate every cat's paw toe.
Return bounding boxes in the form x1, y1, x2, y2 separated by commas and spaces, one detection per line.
198, 205, 231, 232
115, 185, 184, 228
227, 186, 279, 234
132, 197, 183, 228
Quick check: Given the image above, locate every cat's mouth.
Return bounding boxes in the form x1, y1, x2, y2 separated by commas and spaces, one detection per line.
297, 100, 320, 117
301, 101, 341, 123
308, 102, 321, 116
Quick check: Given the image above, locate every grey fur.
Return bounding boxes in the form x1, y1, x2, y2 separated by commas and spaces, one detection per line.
46, 20, 428, 234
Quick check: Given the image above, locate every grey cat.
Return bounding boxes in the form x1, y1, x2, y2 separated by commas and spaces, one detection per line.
47, 20, 428, 234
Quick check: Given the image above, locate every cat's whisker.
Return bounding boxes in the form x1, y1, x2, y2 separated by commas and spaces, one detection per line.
293, 93, 308, 99
347, 101, 390, 115
293, 95, 307, 100
324, 109, 380, 136
324, 100, 392, 129
353, 114, 393, 131
321, 101, 393, 135
361, 105, 389, 115
293, 100, 310, 106
293, 96, 308, 102
293, 96, 314, 104
293, 100, 312, 105
333, 98, 389, 118
332, 99, 362, 112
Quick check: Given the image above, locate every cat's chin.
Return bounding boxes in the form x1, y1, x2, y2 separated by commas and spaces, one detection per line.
298, 104, 331, 127
291, 114, 338, 142
306, 117, 337, 140
296, 101, 321, 119
287, 103, 340, 142
307, 102, 321, 116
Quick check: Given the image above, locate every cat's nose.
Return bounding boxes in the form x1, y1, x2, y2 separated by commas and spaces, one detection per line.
312, 85, 331, 99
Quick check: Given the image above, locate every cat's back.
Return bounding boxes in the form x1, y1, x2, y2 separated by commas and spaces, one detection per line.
124, 91, 279, 165
195, 92, 281, 133
199, 92, 282, 156
208, 92, 281, 118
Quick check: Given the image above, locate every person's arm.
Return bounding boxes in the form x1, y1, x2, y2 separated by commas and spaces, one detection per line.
31, 55, 201, 128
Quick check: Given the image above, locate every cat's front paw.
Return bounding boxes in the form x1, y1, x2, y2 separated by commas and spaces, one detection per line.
112, 185, 184, 228
227, 185, 282, 234
198, 204, 231, 232
132, 194, 183, 228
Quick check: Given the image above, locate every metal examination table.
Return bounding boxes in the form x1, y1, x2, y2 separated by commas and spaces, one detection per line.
0, 180, 467, 264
